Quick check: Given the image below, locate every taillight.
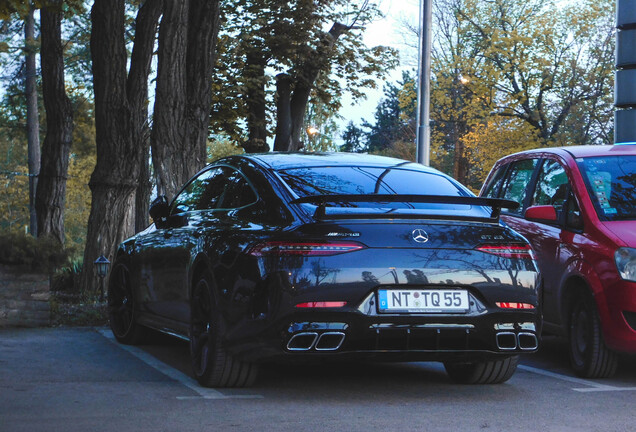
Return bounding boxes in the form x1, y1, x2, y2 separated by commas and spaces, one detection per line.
249, 241, 365, 256
475, 244, 535, 260
496, 302, 535, 309
295, 301, 347, 308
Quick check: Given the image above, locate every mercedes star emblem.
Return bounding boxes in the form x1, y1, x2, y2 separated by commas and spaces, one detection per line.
412, 228, 429, 243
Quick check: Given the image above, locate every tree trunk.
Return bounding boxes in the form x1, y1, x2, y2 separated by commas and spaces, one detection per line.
452, 138, 465, 183
151, 0, 221, 198
273, 23, 348, 152
243, 48, 268, 153
36, 0, 74, 245
25, 4, 40, 237
80, 0, 138, 296
289, 83, 311, 151
151, 0, 189, 200
127, 0, 163, 231
136, 142, 152, 232
185, 0, 221, 165
273, 73, 292, 151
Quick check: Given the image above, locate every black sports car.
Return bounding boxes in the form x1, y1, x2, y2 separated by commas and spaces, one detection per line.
108, 153, 540, 387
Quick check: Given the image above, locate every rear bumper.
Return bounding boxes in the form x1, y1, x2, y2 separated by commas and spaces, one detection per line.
227, 247, 540, 362
227, 308, 540, 363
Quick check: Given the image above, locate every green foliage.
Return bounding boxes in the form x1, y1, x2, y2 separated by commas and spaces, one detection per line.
50, 293, 108, 325
65, 153, 93, 248
373, 141, 416, 161
303, 100, 339, 152
372, 0, 615, 189
69, 93, 96, 158
340, 121, 365, 153
0, 85, 96, 246
447, 0, 615, 146
207, 136, 245, 162
0, 168, 29, 231
0, 230, 69, 272
461, 117, 541, 190
363, 71, 417, 153
211, 0, 399, 145
51, 258, 82, 293
0, 1, 30, 19
0, 1, 85, 19
62, 2, 93, 96
63, 92, 96, 250
0, 101, 30, 232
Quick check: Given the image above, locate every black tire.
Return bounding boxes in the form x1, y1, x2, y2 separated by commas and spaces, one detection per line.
190, 271, 258, 388
444, 356, 519, 384
108, 262, 147, 345
568, 294, 618, 378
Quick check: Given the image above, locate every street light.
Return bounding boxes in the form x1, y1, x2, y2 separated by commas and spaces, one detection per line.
307, 126, 319, 137
416, 0, 433, 166
94, 255, 110, 302
306, 126, 321, 150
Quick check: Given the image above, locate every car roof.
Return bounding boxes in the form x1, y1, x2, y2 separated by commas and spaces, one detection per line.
503, 144, 636, 161
243, 152, 438, 172
559, 144, 636, 158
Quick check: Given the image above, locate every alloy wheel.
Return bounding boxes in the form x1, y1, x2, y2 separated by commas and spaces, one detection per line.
190, 279, 213, 377
108, 264, 134, 338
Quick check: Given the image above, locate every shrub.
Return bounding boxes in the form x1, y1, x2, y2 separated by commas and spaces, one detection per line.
0, 231, 69, 272
52, 259, 83, 294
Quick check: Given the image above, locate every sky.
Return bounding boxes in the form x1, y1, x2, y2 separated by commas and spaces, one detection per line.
337, 0, 421, 129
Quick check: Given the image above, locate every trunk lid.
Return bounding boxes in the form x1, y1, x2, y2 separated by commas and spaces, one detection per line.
293, 219, 524, 250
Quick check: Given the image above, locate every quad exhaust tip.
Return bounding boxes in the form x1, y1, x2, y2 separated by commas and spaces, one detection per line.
287, 331, 346, 351
517, 332, 538, 350
315, 332, 346, 351
495, 332, 518, 350
287, 332, 318, 351
495, 331, 538, 351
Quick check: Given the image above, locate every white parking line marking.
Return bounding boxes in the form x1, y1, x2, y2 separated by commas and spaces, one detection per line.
97, 329, 263, 400
519, 365, 636, 393
571, 387, 636, 393
518, 365, 614, 389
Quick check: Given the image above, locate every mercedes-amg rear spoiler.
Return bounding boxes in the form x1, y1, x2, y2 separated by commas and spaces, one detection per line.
290, 194, 519, 220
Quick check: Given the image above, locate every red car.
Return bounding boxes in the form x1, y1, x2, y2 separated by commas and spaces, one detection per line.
480, 145, 636, 378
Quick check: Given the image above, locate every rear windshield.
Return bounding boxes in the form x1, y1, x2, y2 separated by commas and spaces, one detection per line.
278, 166, 464, 196
277, 166, 488, 215
578, 156, 636, 221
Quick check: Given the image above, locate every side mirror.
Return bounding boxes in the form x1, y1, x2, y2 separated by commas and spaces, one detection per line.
525, 205, 558, 222
149, 195, 170, 222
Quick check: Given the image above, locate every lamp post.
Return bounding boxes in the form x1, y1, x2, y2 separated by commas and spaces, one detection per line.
416, 0, 433, 165
94, 255, 110, 302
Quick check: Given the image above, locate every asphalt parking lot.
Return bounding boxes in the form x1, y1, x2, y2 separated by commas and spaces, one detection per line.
1, 327, 635, 432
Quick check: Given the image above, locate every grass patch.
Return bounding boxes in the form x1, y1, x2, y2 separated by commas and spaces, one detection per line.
50, 293, 108, 327
49, 258, 109, 327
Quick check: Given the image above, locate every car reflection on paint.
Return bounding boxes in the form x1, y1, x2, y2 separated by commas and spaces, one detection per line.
108, 152, 540, 387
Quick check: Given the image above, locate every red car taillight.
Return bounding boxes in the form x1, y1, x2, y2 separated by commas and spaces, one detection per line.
475, 244, 535, 260
248, 241, 366, 257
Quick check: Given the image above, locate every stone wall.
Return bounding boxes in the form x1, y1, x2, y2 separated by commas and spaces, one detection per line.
0, 265, 50, 327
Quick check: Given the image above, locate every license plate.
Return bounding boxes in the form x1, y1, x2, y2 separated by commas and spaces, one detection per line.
377, 289, 469, 313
